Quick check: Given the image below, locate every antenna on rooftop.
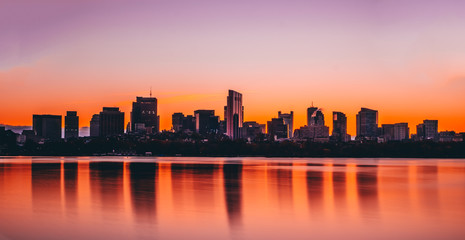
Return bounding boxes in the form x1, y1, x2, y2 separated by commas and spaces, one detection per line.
150, 87, 152, 97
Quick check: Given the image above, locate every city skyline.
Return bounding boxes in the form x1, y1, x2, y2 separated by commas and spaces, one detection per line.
0, 88, 463, 137
1, 1, 465, 239
3, 89, 462, 142
1, 0, 465, 135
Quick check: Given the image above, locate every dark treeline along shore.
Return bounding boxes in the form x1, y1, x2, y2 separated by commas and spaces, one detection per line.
1, 131, 464, 158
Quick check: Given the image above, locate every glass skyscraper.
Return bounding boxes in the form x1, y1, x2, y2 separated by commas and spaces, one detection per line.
225, 90, 243, 140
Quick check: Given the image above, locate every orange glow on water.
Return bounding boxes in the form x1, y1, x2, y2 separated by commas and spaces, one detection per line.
0, 157, 465, 239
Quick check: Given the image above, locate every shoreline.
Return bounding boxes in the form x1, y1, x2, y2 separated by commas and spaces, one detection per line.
2, 155, 465, 159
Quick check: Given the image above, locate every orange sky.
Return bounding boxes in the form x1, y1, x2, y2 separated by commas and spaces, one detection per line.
0, 56, 464, 135
1, 0, 464, 135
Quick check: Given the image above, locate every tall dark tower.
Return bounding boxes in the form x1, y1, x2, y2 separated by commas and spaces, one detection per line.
64, 111, 79, 139
332, 111, 347, 142
33, 114, 62, 140
131, 95, 158, 134
307, 104, 324, 126
225, 90, 243, 140
356, 107, 378, 140
172, 112, 184, 132
99, 107, 124, 137
194, 110, 219, 135
90, 114, 100, 137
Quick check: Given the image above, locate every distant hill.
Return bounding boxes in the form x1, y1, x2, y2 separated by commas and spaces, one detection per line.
0, 125, 32, 134
0, 124, 90, 137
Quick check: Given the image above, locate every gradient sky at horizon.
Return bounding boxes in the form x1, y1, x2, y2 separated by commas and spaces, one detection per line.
1, 0, 464, 135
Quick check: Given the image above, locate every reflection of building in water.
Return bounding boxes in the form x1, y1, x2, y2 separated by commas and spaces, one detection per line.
306, 166, 325, 213
0, 162, 33, 215
89, 162, 124, 213
169, 163, 220, 214
64, 162, 78, 216
332, 165, 347, 207
223, 163, 243, 227
268, 163, 293, 208
356, 166, 379, 217
192, 164, 218, 210
305, 163, 380, 218
3, 159, 465, 240
31, 162, 62, 213
170, 163, 191, 208
129, 162, 158, 223
417, 165, 439, 210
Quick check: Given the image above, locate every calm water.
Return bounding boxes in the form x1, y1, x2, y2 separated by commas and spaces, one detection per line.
0, 157, 464, 240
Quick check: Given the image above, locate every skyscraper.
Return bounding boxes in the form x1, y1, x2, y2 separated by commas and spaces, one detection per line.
172, 112, 184, 132
307, 106, 317, 126
356, 108, 378, 140
267, 118, 288, 140
33, 114, 62, 140
332, 111, 349, 142
296, 105, 329, 142
294, 125, 330, 142
416, 120, 438, 141
99, 107, 124, 137
182, 115, 196, 132
225, 90, 243, 140
194, 110, 219, 135
381, 124, 395, 141
424, 120, 438, 140
307, 106, 324, 126
64, 111, 79, 139
241, 121, 266, 141
278, 111, 294, 138
131, 96, 158, 134
393, 123, 409, 141
416, 123, 425, 140
90, 114, 100, 137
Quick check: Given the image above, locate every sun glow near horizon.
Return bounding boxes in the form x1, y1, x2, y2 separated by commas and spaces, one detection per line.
1, 0, 464, 135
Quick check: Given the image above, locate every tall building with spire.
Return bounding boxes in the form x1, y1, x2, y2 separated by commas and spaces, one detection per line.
225, 90, 243, 140
294, 104, 329, 142
131, 91, 159, 134
307, 103, 324, 126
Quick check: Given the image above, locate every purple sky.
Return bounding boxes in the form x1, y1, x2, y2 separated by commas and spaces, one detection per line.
1, 0, 464, 133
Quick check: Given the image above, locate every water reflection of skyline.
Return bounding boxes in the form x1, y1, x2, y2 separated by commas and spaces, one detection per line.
0, 158, 464, 239
223, 162, 242, 228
